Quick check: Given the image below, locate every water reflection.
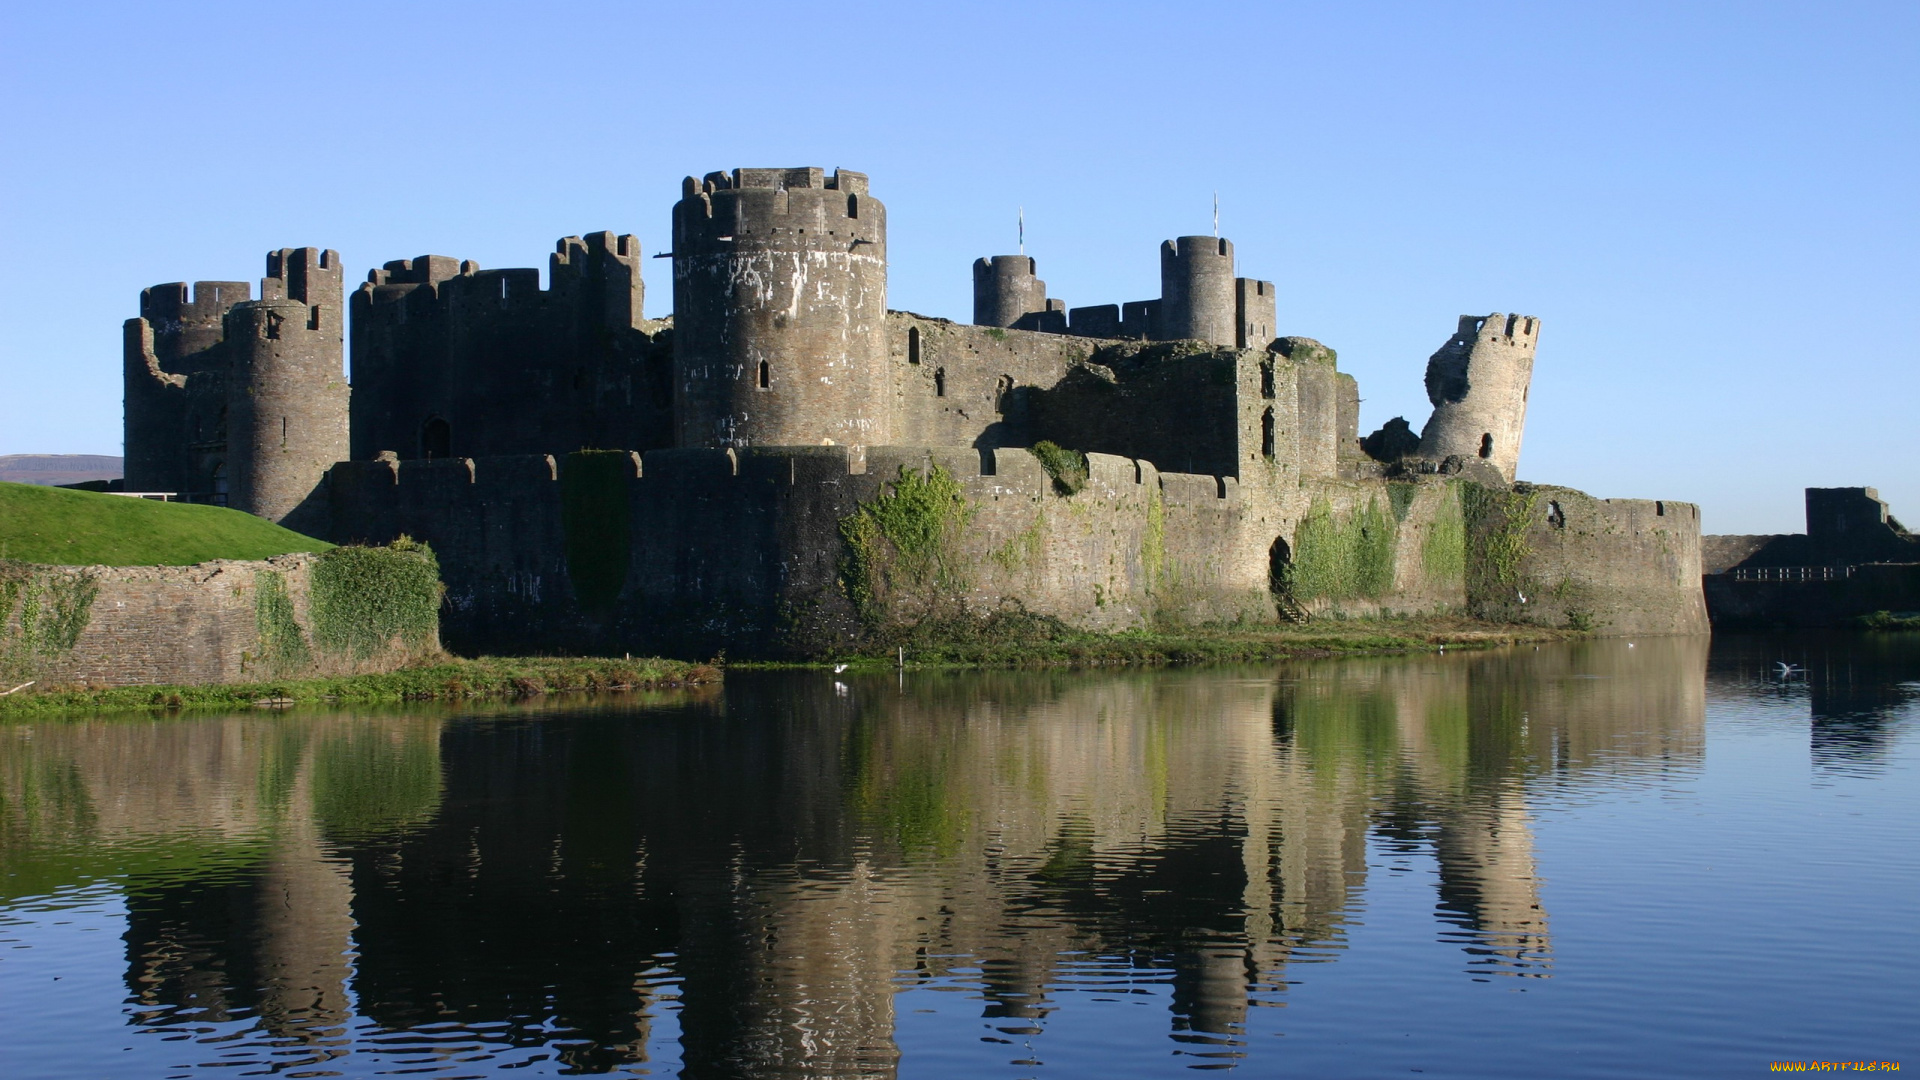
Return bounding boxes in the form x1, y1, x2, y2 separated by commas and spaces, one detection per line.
1708, 632, 1920, 768
0, 639, 1735, 1076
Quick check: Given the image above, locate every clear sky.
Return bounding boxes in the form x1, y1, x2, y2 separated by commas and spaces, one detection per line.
1, 1, 1912, 534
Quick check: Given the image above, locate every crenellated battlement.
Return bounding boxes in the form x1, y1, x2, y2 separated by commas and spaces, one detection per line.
675, 167, 881, 248
139, 280, 250, 326
1454, 312, 1541, 348
260, 247, 342, 306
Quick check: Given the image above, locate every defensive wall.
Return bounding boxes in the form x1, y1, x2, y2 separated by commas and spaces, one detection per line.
1, 545, 440, 688
316, 444, 1508, 656
1472, 486, 1708, 636
1701, 487, 1920, 627
349, 232, 665, 464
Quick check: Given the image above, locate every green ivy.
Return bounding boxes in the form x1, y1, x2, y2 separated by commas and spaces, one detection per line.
561, 450, 633, 613
1462, 484, 1541, 603
252, 569, 312, 673
1141, 491, 1167, 587
1030, 441, 1088, 495
1291, 495, 1398, 601
310, 538, 442, 661
840, 464, 974, 627
1421, 485, 1468, 586
0, 561, 98, 681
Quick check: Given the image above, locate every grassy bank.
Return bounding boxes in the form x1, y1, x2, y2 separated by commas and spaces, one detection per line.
0, 656, 719, 716
0, 481, 329, 565
782, 614, 1580, 669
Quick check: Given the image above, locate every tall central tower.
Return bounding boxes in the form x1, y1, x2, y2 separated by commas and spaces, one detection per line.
671, 167, 890, 449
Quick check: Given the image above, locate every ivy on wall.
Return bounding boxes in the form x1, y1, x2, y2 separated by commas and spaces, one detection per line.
840, 464, 974, 627
310, 538, 442, 661
1421, 485, 1468, 586
252, 569, 312, 674
1290, 495, 1398, 601
561, 450, 633, 613
0, 561, 98, 681
1029, 441, 1088, 496
1462, 483, 1541, 603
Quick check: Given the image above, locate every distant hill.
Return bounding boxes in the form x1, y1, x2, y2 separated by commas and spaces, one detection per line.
0, 454, 123, 487
0, 481, 330, 566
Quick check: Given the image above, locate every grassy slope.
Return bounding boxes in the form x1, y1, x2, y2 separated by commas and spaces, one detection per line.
0, 481, 329, 565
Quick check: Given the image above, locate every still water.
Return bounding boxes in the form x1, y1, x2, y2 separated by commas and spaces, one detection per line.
1, 636, 1914, 1078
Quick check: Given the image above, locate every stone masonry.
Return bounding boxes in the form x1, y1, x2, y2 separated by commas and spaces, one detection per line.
121, 166, 1707, 654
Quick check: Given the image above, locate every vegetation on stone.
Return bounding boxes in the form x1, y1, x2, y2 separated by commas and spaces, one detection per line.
1462, 483, 1542, 605
0, 655, 720, 715
1289, 495, 1399, 601
310, 538, 443, 661
1028, 441, 1089, 496
561, 450, 634, 612
0, 561, 99, 682
0, 481, 329, 566
840, 464, 975, 627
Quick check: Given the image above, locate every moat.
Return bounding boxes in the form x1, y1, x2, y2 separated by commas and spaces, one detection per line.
2, 635, 1913, 1078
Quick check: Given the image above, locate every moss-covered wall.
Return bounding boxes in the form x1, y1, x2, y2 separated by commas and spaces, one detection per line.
1471, 485, 1707, 635
9, 542, 442, 688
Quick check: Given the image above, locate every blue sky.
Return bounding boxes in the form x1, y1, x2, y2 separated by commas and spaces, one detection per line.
1, 1, 1912, 533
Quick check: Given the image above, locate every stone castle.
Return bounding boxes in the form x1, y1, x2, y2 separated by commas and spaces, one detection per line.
122, 166, 1707, 655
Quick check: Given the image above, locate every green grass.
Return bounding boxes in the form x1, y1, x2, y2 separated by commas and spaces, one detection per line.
0, 655, 720, 715
0, 481, 329, 566
750, 612, 1578, 670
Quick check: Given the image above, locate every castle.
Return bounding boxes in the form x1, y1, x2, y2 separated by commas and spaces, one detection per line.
123, 166, 1707, 656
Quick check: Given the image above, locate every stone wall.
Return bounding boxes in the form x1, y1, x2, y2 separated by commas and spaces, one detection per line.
1479, 486, 1708, 636
2, 548, 440, 689
6, 556, 312, 687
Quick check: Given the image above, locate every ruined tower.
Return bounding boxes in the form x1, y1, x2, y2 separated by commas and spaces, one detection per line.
123, 278, 249, 494
972, 255, 1052, 329
224, 248, 347, 526
1416, 313, 1539, 483
671, 168, 889, 449
1159, 236, 1237, 346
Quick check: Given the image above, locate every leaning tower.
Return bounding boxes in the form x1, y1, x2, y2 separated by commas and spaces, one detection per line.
671, 168, 890, 449
225, 248, 348, 526
1416, 313, 1539, 483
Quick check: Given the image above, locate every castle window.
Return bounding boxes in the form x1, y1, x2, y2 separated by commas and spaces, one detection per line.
1479, 433, 1494, 459
281, 416, 288, 448
1656, 501, 1666, 516
848, 194, 859, 218
265, 311, 282, 340
1260, 362, 1274, 399
1262, 408, 1276, 459
1547, 501, 1565, 529
308, 305, 322, 331
908, 326, 921, 365
422, 417, 451, 460
757, 359, 770, 390
210, 463, 228, 507
934, 367, 946, 397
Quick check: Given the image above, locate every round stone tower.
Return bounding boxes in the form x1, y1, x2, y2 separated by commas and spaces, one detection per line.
1416, 313, 1540, 484
1159, 236, 1237, 346
972, 255, 1048, 328
225, 248, 348, 525
671, 167, 889, 449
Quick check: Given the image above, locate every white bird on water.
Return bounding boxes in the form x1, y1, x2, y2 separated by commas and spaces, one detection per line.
1775, 662, 1804, 679
832, 663, 849, 674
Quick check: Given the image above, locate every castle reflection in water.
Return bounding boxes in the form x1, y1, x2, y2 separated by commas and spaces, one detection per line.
0, 639, 1715, 1075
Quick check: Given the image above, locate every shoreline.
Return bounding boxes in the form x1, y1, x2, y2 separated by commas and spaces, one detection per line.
0, 656, 720, 717
1, 617, 1581, 716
